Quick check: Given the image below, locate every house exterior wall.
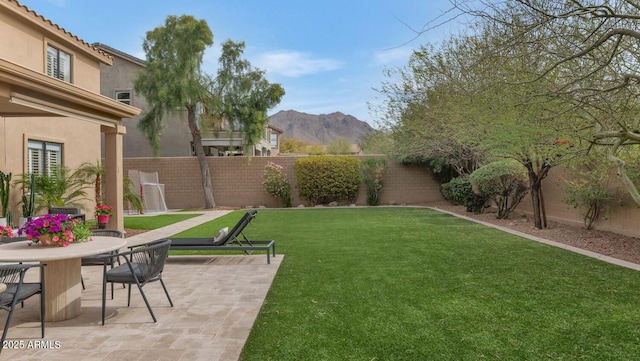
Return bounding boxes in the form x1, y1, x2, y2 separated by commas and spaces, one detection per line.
0, 8, 103, 92
123, 156, 444, 209
2, 117, 101, 205
0, 1, 139, 229
98, 53, 194, 157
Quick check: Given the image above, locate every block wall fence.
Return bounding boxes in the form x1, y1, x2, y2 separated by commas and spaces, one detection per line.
123, 156, 444, 210
123, 156, 640, 238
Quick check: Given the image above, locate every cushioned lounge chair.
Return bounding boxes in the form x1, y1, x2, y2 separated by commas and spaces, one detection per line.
169, 210, 276, 264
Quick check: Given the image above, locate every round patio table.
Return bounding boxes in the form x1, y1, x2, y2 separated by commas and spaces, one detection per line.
0, 236, 127, 321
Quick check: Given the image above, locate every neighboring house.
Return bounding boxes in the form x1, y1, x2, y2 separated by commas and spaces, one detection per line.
0, 0, 139, 230
93, 43, 282, 157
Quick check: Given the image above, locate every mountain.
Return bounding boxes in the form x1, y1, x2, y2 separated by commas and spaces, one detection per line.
269, 110, 374, 144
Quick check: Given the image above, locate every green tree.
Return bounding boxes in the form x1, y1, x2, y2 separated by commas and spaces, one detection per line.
359, 129, 393, 155
205, 40, 285, 148
326, 137, 352, 155
456, 0, 640, 207
279, 137, 308, 154
469, 159, 529, 219
134, 17, 283, 209
134, 15, 216, 208
377, 23, 582, 228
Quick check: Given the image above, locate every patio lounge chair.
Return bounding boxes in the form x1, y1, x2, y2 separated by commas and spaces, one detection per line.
169, 209, 276, 264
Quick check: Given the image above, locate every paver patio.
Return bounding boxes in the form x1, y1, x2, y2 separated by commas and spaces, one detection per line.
0, 210, 283, 361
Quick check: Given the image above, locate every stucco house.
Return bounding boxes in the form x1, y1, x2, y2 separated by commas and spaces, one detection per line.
0, 0, 139, 230
93, 43, 283, 158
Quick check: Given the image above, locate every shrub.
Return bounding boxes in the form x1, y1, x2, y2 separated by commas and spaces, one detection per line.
361, 158, 388, 206
295, 156, 361, 205
263, 162, 292, 207
559, 162, 624, 230
469, 159, 529, 219
441, 177, 487, 213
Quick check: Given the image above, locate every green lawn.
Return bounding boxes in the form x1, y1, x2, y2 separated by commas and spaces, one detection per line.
213, 207, 640, 361
123, 213, 201, 229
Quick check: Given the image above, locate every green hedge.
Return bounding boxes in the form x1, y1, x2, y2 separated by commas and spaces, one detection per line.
295, 156, 361, 205
469, 159, 529, 219
441, 177, 487, 213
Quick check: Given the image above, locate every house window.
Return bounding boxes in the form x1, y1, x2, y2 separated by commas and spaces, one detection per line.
28, 140, 62, 176
46, 45, 72, 82
270, 133, 278, 147
115, 90, 132, 105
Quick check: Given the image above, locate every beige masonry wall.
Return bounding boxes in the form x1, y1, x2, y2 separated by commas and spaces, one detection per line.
124, 156, 640, 237
517, 166, 640, 238
123, 156, 444, 209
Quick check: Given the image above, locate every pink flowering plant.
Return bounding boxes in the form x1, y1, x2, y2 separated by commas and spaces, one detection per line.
263, 162, 292, 207
0, 225, 14, 239
95, 204, 114, 216
19, 213, 92, 247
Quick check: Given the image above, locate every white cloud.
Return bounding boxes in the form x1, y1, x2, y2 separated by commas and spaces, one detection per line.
256, 51, 342, 78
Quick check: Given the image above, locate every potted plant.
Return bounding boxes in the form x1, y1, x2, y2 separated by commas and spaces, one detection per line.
0, 225, 14, 241
95, 204, 113, 229
19, 214, 91, 247
0, 171, 12, 226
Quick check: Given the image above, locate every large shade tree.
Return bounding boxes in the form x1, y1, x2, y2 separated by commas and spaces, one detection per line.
454, 0, 640, 207
204, 40, 285, 148
134, 16, 284, 209
378, 22, 583, 227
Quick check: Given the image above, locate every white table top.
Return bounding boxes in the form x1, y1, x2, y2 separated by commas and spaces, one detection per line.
0, 236, 127, 262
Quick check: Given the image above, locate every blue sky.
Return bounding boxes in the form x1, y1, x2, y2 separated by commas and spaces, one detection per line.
18, 0, 461, 126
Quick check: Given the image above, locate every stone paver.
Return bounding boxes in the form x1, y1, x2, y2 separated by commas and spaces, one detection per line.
0, 210, 282, 361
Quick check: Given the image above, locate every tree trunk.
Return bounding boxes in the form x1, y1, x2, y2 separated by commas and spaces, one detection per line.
187, 108, 215, 208
525, 160, 552, 230
539, 184, 547, 229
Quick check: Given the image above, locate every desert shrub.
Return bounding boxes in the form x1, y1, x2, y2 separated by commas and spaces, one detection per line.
295, 156, 361, 205
263, 161, 292, 207
559, 155, 624, 230
469, 159, 529, 219
441, 177, 487, 213
361, 158, 387, 206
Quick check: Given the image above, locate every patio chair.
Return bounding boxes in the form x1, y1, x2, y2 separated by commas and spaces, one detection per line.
169, 209, 276, 264
0, 264, 45, 353
81, 229, 124, 297
100, 239, 173, 325
48, 206, 86, 223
